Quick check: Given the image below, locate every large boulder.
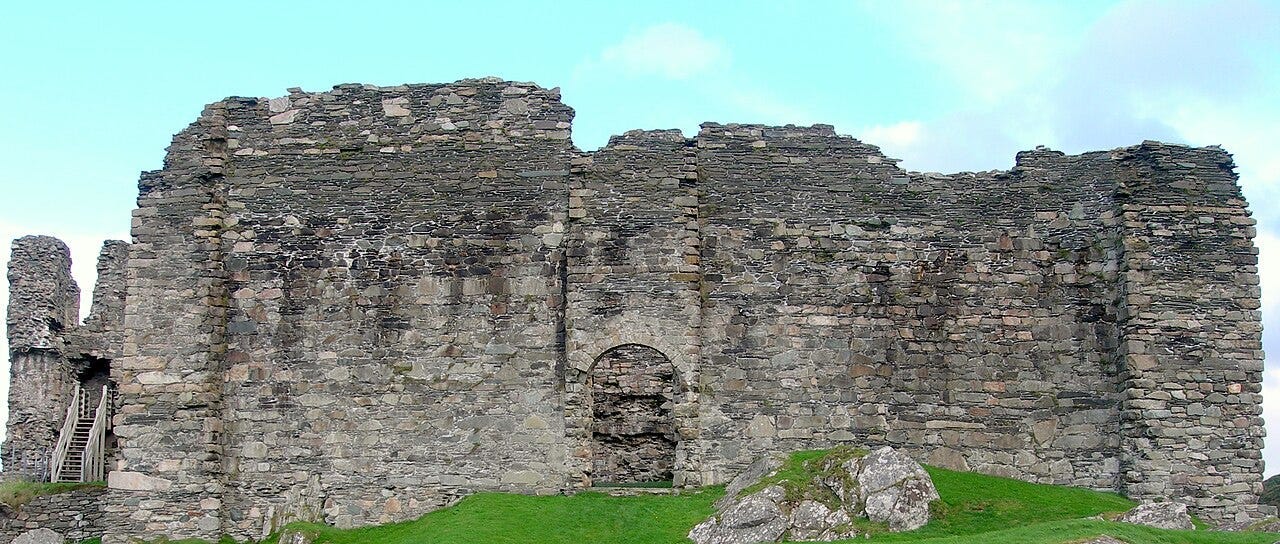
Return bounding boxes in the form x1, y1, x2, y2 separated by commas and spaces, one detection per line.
715, 453, 786, 510
12, 528, 64, 544
689, 486, 789, 544
689, 447, 939, 544
1116, 501, 1194, 530
858, 446, 939, 531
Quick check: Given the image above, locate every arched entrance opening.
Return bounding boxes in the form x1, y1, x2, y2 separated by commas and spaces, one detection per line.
589, 343, 676, 485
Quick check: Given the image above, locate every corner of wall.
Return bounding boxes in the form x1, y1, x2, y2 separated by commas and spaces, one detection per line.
103, 100, 232, 543
1110, 142, 1267, 522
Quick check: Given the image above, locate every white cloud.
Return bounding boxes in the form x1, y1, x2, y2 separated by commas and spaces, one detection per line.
1265, 367, 1280, 475
600, 23, 728, 80
724, 88, 816, 125
862, 1, 1081, 104
860, 121, 921, 148
859, 121, 923, 150
1259, 230, 1280, 317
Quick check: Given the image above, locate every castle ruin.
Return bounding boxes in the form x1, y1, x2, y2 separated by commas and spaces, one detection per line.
3, 78, 1268, 542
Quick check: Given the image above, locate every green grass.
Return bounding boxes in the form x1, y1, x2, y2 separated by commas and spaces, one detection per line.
265, 489, 722, 544
740, 447, 868, 501
881, 466, 1138, 540
138, 456, 1280, 544
864, 518, 1280, 544
0, 479, 104, 508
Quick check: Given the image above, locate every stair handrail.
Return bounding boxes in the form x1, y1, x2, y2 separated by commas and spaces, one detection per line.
50, 385, 83, 483
80, 385, 110, 482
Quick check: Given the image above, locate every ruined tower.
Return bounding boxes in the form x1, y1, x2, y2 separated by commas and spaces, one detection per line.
4, 237, 127, 482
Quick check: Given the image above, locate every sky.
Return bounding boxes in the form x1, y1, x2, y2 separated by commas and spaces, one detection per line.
2, 0, 1279, 474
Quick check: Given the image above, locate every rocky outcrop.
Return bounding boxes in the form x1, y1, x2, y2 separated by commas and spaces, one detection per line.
689, 447, 938, 543
855, 446, 939, 530
1116, 501, 1194, 530
277, 528, 316, 544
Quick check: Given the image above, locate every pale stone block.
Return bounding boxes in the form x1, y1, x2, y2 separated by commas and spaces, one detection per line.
108, 471, 173, 492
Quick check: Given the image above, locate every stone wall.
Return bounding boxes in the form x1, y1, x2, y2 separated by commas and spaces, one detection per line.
110, 79, 580, 541
5, 237, 130, 483
82, 240, 130, 360
1110, 143, 1266, 520
563, 129, 703, 488
4, 237, 81, 481
696, 127, 1129, 492
4, 78, 1265, 541
590, 344, 677, 483
0, 487, 106, 544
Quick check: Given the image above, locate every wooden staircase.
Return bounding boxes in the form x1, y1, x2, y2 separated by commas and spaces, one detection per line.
51, 385, 109, 483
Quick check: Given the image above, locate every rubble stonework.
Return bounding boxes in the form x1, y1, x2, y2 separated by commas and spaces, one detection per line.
1, 78, 1267, 542
4, 237, 128, 482
0, 488, 107, 543
590, 344, 678, 483
4, 237, 80, 481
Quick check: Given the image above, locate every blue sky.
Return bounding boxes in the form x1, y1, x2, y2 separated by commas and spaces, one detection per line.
2, 0, 1279, 474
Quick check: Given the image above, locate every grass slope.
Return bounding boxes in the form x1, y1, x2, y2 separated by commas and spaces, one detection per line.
205, 457, 1280, 544
268, 489, 721, 544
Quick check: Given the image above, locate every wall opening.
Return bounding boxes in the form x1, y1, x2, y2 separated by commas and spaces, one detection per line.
74, 356, 116, 467
76, 357, 111, 404
589, 344, 677, 485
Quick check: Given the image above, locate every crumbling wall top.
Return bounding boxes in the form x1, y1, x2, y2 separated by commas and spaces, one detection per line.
6, 236, 79, 353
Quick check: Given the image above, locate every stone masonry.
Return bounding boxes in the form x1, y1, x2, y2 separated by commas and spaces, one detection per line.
1, 78, 1268, 542
0, 487, 106, 544
5, 236, 126, 483
590, 344, 677, 484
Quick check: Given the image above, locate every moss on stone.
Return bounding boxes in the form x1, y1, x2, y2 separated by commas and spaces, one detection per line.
738, 446, 868, 507
0, 479, 104, 508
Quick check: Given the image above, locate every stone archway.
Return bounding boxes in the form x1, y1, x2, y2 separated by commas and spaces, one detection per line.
588, 344, 677, 484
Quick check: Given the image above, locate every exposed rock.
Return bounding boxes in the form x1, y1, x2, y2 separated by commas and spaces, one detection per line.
787, 500, 851, 541
715, 453, 786, 510
859, 447, 940, 531
690, 447, 938, 544
1116, 501, 1194, 530
1079, 536, 1126, 544
689, 486, 788, 544
277, 528, 316, 544
13, 528, 64, 544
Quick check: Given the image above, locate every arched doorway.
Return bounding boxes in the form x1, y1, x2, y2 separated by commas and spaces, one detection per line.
588, 344, 676, 485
